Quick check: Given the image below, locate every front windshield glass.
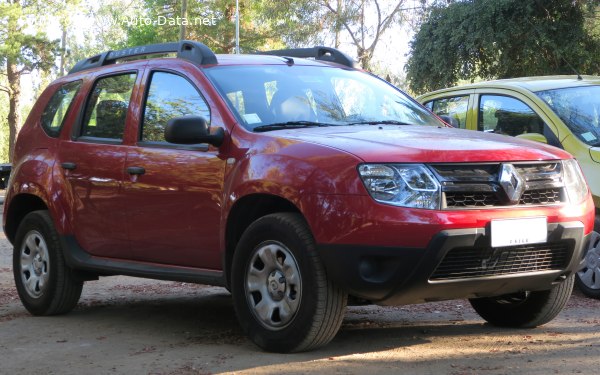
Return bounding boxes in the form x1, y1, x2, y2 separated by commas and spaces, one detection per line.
204, 64, 442, 130
536, 85, 600, 146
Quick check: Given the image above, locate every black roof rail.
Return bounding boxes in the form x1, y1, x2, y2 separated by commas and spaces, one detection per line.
259, 46, 356, 68
68, 40, 218, 74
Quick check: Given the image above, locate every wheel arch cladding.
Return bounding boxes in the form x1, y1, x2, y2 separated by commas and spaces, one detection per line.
224, 193, 301, 287
5, 193, 49, 244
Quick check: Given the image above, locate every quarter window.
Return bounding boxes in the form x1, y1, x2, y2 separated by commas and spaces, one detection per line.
41, 80, 82, 137
479, 95, 544, 136
81, 73, 136, 140
142, 71, 210, 142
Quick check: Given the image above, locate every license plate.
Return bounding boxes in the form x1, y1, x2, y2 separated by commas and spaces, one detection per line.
491, 217, 547, 248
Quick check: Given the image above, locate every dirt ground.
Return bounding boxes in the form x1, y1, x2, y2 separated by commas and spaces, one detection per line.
1, 206, 599, 374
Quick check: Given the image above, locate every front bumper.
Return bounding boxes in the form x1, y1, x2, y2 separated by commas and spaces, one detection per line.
318, 221, 586, 305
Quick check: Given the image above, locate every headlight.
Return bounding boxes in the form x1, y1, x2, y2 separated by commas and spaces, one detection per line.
358, 164, 441, 209
563, 159, 588, 204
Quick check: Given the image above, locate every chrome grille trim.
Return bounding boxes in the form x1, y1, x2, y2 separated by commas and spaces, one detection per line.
429, 162, 566, 209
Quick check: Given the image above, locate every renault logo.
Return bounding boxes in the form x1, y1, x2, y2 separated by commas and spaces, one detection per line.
498, 164, 525, 204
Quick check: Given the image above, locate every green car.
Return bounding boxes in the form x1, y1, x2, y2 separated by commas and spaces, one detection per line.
419, 75, 600, 298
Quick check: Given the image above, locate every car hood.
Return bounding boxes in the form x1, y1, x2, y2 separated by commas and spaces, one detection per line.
274, 125, 572, 163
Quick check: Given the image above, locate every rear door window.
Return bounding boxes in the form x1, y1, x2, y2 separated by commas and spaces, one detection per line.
81, 73, 137, 140
41, 80, 82, 137
428, 95, 469, 129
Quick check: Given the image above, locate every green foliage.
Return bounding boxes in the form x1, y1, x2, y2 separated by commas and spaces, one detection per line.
0, 0, 61, 162
0, 1, 60, 74
121, 0, 323, 53
406, 0, 600, 94
318, 1, 406, 70
66, 1, 138, 66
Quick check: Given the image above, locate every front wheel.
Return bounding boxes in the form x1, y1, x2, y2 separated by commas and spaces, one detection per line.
575, 231, 600, 299
469, 274, 574, 328
13, 210, 83, 316
231, 213, 347, 353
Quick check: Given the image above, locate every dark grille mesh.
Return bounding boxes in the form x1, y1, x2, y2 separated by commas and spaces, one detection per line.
430, 242, 570, 280
445, 192, 500, 207
519, 188, 562, 205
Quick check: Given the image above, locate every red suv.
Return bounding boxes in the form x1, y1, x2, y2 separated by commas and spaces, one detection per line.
3, 41, 594, 352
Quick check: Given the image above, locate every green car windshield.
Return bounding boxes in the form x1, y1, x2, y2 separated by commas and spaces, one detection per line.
204, 64, 443, 130
536, 85, 600, 146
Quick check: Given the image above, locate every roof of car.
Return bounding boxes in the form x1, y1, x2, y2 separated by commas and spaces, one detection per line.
212, 54, 336, 67
68, 41, 357, 75
422, 75, 600, 97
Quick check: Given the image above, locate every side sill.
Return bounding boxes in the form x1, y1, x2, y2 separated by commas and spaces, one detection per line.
60, 235, 226, 286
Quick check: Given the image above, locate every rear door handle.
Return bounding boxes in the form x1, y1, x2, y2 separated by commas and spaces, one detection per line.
127, 166, 145, 175
61, 162, 76, 170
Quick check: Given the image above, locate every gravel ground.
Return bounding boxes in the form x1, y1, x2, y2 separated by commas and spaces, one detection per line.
1, 200, 599, 374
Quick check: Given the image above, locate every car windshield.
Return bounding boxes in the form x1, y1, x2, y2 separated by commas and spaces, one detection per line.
536, 85, 600, 146
204, 64, 443, 131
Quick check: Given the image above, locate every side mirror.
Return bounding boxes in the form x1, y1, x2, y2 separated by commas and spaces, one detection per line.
516, 132, 548, 144
165, 116, 224, 147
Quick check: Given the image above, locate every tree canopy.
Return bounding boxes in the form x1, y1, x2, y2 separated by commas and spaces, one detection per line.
121, 0, 324, 53
0, 0, 59, 161
406, 0, 600, 94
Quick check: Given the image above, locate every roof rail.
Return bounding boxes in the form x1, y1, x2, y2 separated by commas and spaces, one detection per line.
259, 46, 356, 68
68, 40, 218, 74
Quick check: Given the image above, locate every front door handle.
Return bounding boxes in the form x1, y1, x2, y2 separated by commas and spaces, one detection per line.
127, 166, 145, 175
61, 162, 76, 170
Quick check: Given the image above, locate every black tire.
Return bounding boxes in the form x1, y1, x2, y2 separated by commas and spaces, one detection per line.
575, 231, 600, 299
231, 213, 347, 353
469, 275, 574, 328
13, 210, 83, 316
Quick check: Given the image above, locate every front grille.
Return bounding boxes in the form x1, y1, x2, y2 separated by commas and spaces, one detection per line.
430, 242, 571, 280
519, 188, 563, 205
430, 162, 566, 209
446, 192, 500, 207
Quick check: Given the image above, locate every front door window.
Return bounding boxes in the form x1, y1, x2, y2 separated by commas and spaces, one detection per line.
478, 95, 544, 136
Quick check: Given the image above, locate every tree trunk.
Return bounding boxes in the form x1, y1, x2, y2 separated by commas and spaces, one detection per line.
60, 26, 67, 76
6, 58, 21, 163
334, 0, 342, 48
225, 4, 236, 53
357, 48, 373, 71
180, 0, 188, 40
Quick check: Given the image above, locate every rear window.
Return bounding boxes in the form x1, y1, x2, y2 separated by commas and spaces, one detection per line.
40, 80, 82, 137
81, 73, 136, 140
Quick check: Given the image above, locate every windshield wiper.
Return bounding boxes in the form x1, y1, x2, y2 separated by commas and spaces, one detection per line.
253, 121, 335, 132
346, 120, 411, 126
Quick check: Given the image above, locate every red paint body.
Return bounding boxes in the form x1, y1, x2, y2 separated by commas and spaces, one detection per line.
3, 56, 594, 279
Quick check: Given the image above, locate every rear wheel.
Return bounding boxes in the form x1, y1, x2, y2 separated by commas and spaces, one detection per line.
13, 210, 83, 316
575, 231, 600, 299
231, 213, 347, 352
469, 275, 574, 328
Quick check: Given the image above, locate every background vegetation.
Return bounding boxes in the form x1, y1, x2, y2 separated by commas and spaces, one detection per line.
0, 0, 599, 162
406, 0, 600, 93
